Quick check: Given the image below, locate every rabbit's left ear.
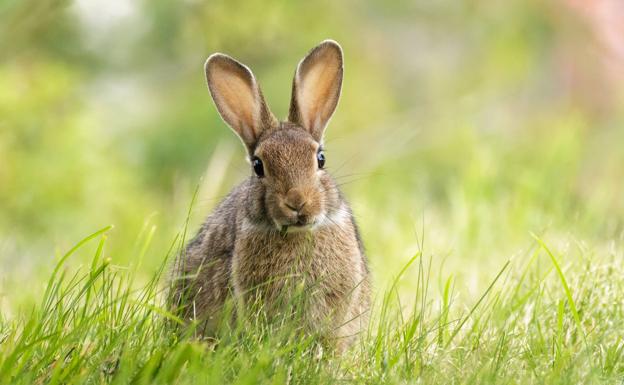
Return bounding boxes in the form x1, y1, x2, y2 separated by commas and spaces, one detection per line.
288, 40, 343, 142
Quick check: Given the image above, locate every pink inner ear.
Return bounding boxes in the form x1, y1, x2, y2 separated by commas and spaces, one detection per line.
210, 69, 261, 139
298, 68, 338, 129
296, 47, 342, 135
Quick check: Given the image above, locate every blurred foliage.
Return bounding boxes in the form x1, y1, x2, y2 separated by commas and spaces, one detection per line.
1, 0, 623, 307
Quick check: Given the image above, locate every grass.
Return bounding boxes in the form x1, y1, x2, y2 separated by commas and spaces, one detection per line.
1, 108, 622, 384
1, 223, 622, 384
2, 1, 623, 383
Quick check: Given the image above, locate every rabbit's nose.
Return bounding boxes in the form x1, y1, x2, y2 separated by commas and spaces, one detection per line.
284, 189, 308, 213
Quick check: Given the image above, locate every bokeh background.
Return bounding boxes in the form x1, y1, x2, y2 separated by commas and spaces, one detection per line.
1, 0, 623, 314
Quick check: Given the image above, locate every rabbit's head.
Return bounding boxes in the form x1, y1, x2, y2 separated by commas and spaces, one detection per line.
205, 40, 345, 232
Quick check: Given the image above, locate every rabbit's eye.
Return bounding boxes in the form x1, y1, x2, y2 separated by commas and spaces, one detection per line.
317, 150, 326, 169
252, 156, 264, 177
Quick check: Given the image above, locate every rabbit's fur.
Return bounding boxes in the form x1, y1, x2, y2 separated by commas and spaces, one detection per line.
170, 40, 370, 351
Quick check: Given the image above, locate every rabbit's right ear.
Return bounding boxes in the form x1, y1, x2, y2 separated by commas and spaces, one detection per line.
205, 54, 276, 153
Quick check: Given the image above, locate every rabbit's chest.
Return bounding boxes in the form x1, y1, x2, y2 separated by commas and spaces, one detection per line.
231, 228, 362, 302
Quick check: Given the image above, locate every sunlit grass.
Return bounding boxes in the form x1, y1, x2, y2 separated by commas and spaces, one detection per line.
1, 1, 623, 383
0, 224, 622, 384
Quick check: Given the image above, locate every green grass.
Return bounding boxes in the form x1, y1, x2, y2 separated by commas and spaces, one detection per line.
1, 224, 622, 384
2, 1, 624, 383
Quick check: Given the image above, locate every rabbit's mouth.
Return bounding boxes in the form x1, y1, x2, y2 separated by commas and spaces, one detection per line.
278, 217, 318, 235
280, 224, 312, 235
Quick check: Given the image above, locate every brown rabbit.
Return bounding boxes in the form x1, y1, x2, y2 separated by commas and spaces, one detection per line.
170, 40, 370, 352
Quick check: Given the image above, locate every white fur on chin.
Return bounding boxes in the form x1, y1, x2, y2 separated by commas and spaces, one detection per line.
241, 203, 350, 234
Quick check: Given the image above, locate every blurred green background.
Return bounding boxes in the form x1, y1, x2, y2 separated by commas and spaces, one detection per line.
1, 0, 623, 313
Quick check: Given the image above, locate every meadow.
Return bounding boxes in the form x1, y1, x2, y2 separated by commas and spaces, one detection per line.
1, 0, 623, 383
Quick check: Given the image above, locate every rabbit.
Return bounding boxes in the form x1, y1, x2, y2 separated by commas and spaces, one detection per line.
169, 40, 370, 352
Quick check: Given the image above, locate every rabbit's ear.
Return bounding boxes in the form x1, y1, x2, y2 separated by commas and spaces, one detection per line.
288, 40, 343, 142
205, 53, 276, 152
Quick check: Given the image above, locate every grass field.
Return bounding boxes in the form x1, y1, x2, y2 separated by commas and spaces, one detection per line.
2, 0, 624, 383
2, 126, 624, 383
1, 217, 623, 384
1, 129, 624, 383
